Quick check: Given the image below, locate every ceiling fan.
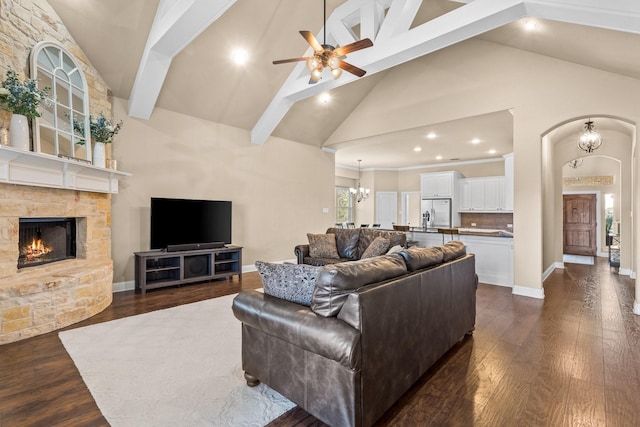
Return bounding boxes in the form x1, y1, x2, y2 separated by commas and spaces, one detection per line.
272, 0, 373, 83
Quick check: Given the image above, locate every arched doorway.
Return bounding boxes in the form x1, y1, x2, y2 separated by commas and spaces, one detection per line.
542, 115, 634, 275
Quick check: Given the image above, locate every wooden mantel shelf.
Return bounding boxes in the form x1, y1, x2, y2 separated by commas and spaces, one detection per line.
0, 145, 131, 194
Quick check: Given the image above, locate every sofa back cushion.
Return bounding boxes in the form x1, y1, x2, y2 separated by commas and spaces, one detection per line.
440, 240, 467, 261
326, 228, 360, 260
398, 241, 467, 272
311, 254, 407, 317
398, 246, 444, 272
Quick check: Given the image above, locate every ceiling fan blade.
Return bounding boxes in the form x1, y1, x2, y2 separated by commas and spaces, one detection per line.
333, 38, 373, 56
273, 57, 309, 65
339, 60, 367, 77
300, 30, 323, 52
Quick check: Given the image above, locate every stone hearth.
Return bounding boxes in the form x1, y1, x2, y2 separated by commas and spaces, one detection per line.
0, 182, 114, 344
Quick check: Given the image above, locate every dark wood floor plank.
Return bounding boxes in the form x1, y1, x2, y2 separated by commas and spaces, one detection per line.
1, 258, 639, 427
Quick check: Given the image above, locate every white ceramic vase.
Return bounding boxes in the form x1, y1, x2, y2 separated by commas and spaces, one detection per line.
9, 113, 30, 151
93, 141, 106, 168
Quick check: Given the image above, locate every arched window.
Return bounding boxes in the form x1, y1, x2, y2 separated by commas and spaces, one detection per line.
30, 41, 90, 161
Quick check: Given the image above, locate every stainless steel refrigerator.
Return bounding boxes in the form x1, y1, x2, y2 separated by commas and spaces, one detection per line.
421, 198, 452, 229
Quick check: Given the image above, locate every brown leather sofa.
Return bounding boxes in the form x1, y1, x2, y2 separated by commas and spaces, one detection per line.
232, 242, 477, 427
294, 227, 407, 266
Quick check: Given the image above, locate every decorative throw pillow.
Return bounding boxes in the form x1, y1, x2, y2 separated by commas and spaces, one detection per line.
307, 233, 340, 259
360, 236, 390, 259
386, 244, 403, 255
255, 261, 321, 306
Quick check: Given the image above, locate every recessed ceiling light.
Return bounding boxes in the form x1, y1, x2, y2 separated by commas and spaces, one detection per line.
232, 50, 248, 65
414, 146, 422, 152
523, 20, 539, 31
426, 132, 437, 139
319, 92, 331, 104
489, 149, 497, 154
471, 138, 481, 144
436, 155, 443, 160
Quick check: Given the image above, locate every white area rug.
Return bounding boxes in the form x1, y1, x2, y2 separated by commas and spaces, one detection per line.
59, 293, 295, 426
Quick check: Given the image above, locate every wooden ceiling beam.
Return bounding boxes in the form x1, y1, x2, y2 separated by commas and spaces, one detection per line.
251, 0, 640, 145
128, 0, 237, 120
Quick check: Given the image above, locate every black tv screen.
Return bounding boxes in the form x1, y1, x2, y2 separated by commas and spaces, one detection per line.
150, 198, 232, 250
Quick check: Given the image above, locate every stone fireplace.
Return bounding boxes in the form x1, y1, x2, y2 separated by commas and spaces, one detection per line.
0, 152, 126, 344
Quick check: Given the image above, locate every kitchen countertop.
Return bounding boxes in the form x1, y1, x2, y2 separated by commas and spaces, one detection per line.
407, 227, 514, 238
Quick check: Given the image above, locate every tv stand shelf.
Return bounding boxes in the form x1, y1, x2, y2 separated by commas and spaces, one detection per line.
134, 245, 242, 294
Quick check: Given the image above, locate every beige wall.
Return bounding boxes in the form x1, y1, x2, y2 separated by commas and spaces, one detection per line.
329, 38, 640, 293
110, 98, 336, 283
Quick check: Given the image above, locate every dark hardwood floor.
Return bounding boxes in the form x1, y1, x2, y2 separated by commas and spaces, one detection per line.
2, 259, 639, 426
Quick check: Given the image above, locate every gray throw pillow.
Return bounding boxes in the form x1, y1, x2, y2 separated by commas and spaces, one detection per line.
360, 236, 390, 258
307, 233, 340, 259
255, 261, 321, 306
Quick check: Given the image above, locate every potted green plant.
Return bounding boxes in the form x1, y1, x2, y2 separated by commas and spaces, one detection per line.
0, 67, 49, 151
73, 112, 123, 167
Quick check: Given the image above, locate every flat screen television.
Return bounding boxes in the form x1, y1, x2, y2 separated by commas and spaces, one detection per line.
150, 197, 232, 250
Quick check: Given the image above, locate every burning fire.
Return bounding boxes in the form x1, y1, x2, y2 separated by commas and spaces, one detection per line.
23, 237, 52, 260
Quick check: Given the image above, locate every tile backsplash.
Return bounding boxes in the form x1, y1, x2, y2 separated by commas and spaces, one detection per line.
460, 213, 514, 231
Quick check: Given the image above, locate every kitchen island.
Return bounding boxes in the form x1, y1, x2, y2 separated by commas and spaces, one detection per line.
407, 228, 514, 287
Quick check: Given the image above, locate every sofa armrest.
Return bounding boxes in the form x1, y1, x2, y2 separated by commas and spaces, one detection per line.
294, 244, 310, 264
232, 290, 361, 369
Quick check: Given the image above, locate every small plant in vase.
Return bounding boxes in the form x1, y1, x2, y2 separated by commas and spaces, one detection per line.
73, 112, 123, 168
0, 67, 49, 150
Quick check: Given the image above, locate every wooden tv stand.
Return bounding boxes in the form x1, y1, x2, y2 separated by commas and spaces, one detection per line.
134, 245, 242, 294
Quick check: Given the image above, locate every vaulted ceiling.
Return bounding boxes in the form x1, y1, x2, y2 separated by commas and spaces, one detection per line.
47, 0, 640, 168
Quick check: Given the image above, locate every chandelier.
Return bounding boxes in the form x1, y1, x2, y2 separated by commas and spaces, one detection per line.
577, 119, 602, 153
567, 158, 583, 168
350, 160, 370, 203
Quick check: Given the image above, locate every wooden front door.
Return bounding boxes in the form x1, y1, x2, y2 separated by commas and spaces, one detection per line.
563, 194, 597, 256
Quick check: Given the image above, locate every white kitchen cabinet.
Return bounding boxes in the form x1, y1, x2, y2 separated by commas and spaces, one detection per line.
459, 234, 514, 287
420, 171, 462, 198
483, 177, 504, 211
411, 231, 514, 287
458, 176, 506, 212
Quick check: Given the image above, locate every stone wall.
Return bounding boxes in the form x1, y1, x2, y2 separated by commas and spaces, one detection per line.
0, 0, 111, 115
0, 0, 116, 344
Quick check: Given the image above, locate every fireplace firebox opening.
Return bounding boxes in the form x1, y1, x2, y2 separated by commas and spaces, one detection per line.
18, 217, 77, 269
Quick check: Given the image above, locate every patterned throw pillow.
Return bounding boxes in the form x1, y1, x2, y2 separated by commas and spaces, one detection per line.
307, 233, 340, 259
255, 261, 321, 306
361, 236, 390, 259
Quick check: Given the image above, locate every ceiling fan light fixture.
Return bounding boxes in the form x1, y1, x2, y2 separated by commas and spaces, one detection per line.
272, 0, 373, 84
306, 57, 319, 72
310, 67, 323, 81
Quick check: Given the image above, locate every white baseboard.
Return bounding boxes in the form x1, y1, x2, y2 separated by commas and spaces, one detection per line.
512, 285, 545, 300
563, 254, 594, 265
543, 262, 564, 282
631, 271, 636, 280
113, 280, 135, 293
634, 300, 640, 315
619, 268, 632, 276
